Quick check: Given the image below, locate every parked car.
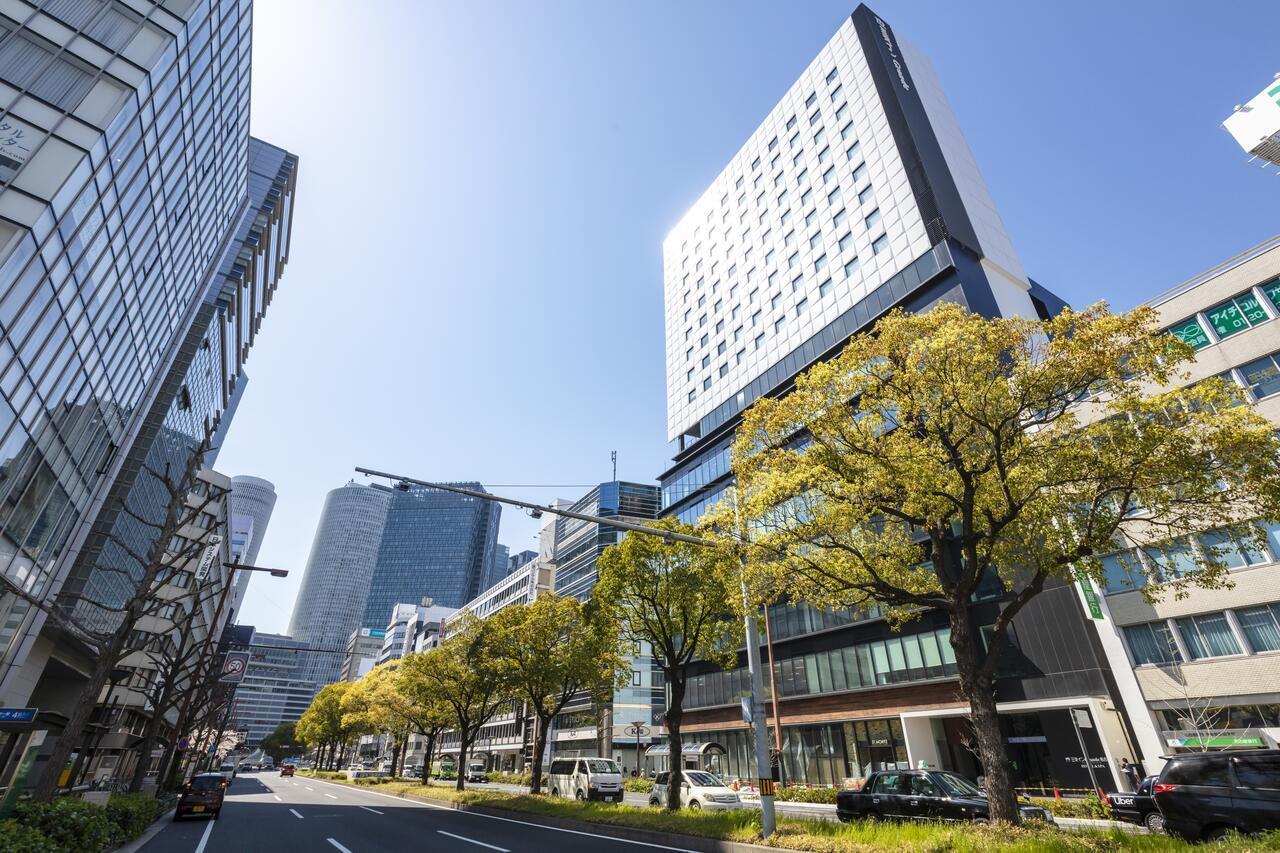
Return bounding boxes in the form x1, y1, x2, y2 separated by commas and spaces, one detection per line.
405, 765, 423, 779
279, 763, 296, 777
547, 757, 624, 802
175, 773, 227, 821
466, 762, 488, 783
1153, 749, 1280, 842
217, 762, 237, 783
648, 770, 741, 811
836, 770, 1053, 825
1105, 775, 1162, 832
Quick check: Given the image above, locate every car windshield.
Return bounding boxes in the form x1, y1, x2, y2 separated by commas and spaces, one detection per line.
684, 772, 722, 787
586, 760, 619, 774
190, 776, 223, 791
933, 771, 983, 797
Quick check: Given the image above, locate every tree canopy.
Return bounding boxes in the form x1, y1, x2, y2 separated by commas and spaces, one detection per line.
727, 302, 1280, 822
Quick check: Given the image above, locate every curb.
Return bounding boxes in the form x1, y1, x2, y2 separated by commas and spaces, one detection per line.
111, 808, 176, 853
306, 777, 777, 852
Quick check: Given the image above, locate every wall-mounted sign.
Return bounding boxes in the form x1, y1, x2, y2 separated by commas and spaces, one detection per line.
0, 708, 37, 723
195, 535, 223, 582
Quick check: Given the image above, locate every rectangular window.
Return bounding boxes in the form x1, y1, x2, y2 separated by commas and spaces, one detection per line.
1262, 277, 1280, 313
788, 252, 799, 269
1176, 612, 1242, 659
1124, 622, 1181, 665
1239, 352, 1280, 400
703, 377, 711, 390
805, 92, 817, 108
774, 317, 785, 333
788, 133, 800, 149
858, 185, 875, 206
1198, 528, 1269, 569
833, 208, 848, 228
784, 230, 795, 246
813, 127, 826, 146
852, 162, 868, 183
1237, 603, 1280, 652
1169, 317, 1212, 349
755, 333, 764, 349
830, 83, 843, 101
838, 232, 853, 253
688, 390, 696, 402
819, 277, 832, 298
733, 325, 742, 341
767, 136, 778, 151
827, 187, 842, 206
818, 146, 830, 164
841, 123, 856, 141
716, 341, 726, 354
1101, 550, 1145, 592
844, 256, 861, 277
865, 208, 881, 230
872, 234, 889, 254
809, 231, 822, 250
702, 355, 710, 368
835, 102, 848, 123
785, 115, 797, 131
736, 348, 745, 364
805, 209, 817, 228
814, 253, 828, 272
796, 298, 808, 315
822, 166, 835, 184
1207, 292, 1270, 339
825, 67, 838, 84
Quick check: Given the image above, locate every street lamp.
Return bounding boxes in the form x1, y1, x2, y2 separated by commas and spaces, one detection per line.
626, 720, 650, 779
355, 466, 779, 839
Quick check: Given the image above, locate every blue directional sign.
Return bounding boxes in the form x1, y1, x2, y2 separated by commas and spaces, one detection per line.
0, 708, 37, 723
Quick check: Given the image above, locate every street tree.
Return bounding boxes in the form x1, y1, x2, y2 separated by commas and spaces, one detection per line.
414, 617, 513, 791
298, 681, 365, 770
9, 438, 231, 801
727, 302, 1280, 823
489, 594, 628, 794
395, 651, 461, 785
259, 722, 303, 764
595, 519, 740, 810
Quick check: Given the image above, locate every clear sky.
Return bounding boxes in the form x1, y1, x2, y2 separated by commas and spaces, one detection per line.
221, 0, 1279, 633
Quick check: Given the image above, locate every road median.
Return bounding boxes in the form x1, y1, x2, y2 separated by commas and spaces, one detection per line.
298, 771, 1271, 851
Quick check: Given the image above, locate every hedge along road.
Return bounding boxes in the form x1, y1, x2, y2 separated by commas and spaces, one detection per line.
137, 771, 706, 853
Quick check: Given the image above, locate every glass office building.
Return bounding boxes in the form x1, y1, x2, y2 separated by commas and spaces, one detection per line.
361, 482, 501, 622
289, 482, 392, 687
228, 629, 317, 747
0, 0, 274, 707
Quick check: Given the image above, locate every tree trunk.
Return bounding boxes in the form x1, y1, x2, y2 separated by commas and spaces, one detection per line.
421, 732, 436, 785
32, 629, 126, 801
456, 733, 470, 792
129, 680, 177, 792
530, 713, 551, 795
665, 672, 685, 811
949, 603, 1019, 823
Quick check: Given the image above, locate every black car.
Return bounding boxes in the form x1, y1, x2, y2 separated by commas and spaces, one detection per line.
1105, 775, 1162, 832
837, 770, 1054, 824
1152, 749, 1280, 842
175, 773, 227, 821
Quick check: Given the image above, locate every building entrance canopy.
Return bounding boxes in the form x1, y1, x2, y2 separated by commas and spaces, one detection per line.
645, 742, 725, 757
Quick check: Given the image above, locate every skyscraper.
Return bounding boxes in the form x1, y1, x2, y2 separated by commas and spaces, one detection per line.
360, 482, 501, 624
228, 629, 317, 747
226, 474, 278, 619
289, 482, 392, 686
0, 0, 297, 724
654, 6, 1131, 792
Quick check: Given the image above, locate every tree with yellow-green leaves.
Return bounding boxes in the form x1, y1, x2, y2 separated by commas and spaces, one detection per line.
488, 594, 629, 794
595, 519, 740, 811
297, 681, 367, 771
726, 302, 1280, 824
342, 663, 414, 776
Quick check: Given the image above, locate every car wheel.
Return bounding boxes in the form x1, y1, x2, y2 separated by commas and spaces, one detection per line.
1144, 812, 1164, 833
649, 798, 659, 808
1203, 825, 1235, 843
837, 813, 851, 824
687, 800, 700, 810
575, 789, 585, 801
212, 810, 220, 821
550, 788, 559, 798
972, 818, 990, 825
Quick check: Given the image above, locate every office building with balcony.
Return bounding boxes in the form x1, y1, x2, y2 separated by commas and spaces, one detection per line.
1088, 235, 1280, 770
656, 4, 1133, 791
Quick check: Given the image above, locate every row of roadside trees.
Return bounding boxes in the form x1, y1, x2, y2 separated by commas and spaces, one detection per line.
305, 304, 1280, 823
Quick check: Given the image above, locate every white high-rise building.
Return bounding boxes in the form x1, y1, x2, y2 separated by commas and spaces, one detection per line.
227, 475, 278, 620
663, 3, 1051, 458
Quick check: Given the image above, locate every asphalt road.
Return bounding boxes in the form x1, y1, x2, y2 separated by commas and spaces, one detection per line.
137, 772, 702, 853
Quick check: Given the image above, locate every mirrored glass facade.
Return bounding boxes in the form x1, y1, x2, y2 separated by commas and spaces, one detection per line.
0, 0, 267, 682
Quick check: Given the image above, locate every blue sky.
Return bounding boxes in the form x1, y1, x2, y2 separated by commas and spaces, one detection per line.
222, 0, 1279, 632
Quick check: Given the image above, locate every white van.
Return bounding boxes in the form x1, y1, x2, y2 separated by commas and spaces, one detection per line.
649, 770, 741, 810
546, 757, 624, 803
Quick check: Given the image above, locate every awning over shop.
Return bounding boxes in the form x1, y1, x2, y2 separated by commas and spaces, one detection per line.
645, 742, 725, 758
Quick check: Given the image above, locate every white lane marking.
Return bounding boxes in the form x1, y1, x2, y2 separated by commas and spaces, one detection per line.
325, 793, 339, 799
289, 808, 304, 819
304, 786, 315, 791
303, 775, 698, 851
359, 806, 383, 814
438, 830, 509, 852
194, 819, 215, 853
273, 795, 282, 802
327, 839, 353, 853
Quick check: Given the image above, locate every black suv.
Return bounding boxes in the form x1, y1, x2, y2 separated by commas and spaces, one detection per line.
1153, 749, 1280, 841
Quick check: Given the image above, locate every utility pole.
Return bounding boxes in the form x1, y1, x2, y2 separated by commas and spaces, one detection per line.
356, 467, 778, 838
